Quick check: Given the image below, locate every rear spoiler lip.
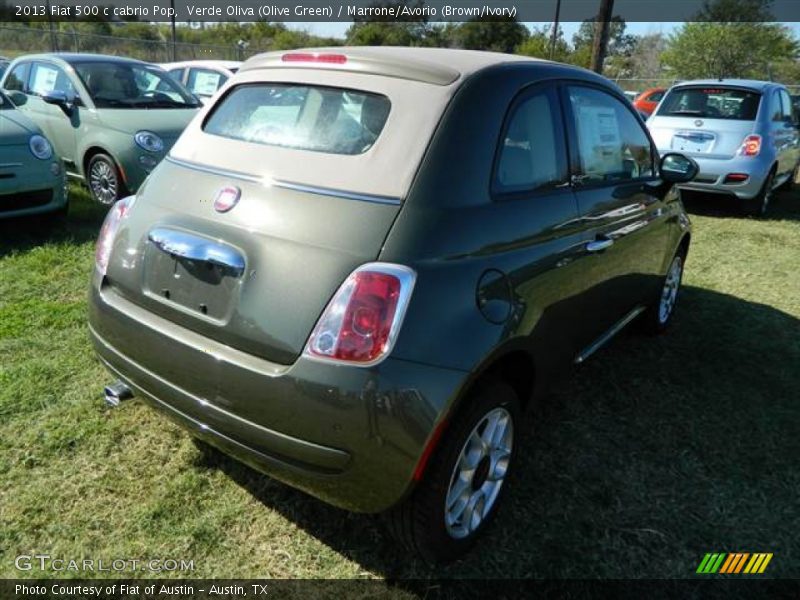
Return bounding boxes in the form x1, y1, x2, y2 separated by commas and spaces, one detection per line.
165, 155, 402, 206
240, 54, 461, 87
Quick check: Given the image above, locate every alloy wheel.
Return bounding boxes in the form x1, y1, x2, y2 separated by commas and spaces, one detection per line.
760, 173, 774, 215
659, 255, 683, 324
444, 407, 513, 539
89, 159, 119, 205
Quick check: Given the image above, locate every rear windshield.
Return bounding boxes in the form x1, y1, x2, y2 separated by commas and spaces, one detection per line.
657, 87, 761, 120
203, 84, 391, 156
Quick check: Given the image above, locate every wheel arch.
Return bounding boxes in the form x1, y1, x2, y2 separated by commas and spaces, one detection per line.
82, 146, 125, 184
411, 344, 537, 484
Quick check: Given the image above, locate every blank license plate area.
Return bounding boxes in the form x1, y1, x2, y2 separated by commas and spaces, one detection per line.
144, 247, 240, 321
671, 131, 715, 153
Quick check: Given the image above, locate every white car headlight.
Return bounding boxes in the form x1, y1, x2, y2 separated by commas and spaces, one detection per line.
134, 131, 164, 153
29, 135, 53, 160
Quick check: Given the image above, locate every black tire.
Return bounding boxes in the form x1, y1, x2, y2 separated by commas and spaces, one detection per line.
385, 380, 520, 563
746, 169, 775, 217
779, 162, 799, 191
641, 248, 686, 335
87, 153, 125, 206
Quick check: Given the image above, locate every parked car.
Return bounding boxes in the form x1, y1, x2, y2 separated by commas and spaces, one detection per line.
0, 53, 201, 205
0, 90, 67, 220
0, 57, 10, 79
623, 90, 639, 103
161, 60, 241, 104
634, 87, 666, 117
648, 79, 800, 215
89, 47, 696, 562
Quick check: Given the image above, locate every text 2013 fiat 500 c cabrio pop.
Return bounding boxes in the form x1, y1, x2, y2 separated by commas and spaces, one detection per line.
89, 48, 698, 562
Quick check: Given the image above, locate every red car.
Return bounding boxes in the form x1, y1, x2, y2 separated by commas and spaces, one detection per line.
634, 87, 666, 117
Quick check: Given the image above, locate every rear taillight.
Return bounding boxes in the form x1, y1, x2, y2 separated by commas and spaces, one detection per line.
95, 196, 136, 276
304, 263, 416, 366
281, 52, 347, 64
739, 134, 762, 156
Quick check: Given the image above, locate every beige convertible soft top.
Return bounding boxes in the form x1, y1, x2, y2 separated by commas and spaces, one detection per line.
169, 47, 544, 200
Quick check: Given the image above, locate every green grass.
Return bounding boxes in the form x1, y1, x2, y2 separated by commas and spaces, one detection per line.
0, 184, 798, 581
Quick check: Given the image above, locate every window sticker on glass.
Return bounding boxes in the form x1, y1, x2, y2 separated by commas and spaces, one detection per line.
576, 105, 623, 176
192, 72, 221, 96
32, 66, 58, 95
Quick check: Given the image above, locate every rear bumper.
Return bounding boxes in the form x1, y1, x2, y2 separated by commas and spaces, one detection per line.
88, 279, 468, 513
663, 153, 773, 199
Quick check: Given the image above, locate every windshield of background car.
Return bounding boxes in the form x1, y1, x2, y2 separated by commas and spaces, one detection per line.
0, 91, 10, 110
73, 62, 200, 109
203, 83, 391, 156
656, 87, 761, 120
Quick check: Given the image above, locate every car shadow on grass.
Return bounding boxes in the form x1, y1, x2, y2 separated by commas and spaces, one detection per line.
195, 285, 800, 580
0, 188, 106, 258
682, 187, 800, 222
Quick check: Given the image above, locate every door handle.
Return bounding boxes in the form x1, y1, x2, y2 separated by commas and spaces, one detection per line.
586, 238, 614, 253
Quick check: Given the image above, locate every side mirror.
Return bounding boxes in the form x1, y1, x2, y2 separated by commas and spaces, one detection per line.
660, 153, 698, 184
6, 90, 27, 107
43, 90, 74, 115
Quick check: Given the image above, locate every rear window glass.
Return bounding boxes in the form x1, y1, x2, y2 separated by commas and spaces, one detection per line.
203, 84, 391, 156
657, 87, 760, 120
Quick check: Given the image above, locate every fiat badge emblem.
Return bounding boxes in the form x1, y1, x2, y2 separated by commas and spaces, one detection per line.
213, 185, 241, 213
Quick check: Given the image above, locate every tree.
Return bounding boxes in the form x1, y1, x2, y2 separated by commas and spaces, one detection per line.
450, 17, 529, 54
662, 22, 798, 79
345, 0, 434, 47
516, 25, 569, 62
570, 17, 634, 71
627, 33, 667, 80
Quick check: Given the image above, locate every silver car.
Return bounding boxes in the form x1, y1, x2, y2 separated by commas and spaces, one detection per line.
648, 80, 800, 215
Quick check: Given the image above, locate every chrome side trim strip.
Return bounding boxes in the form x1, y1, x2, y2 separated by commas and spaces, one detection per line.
272, 179, 401, 205
166, 155, 262, 184
166, 156, 401, 206
574, 305, 647, 364
0, 163, 23, 169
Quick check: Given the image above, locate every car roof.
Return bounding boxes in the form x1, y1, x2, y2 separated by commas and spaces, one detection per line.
672, 79, 781, 92
161, 60, 241, 70
242, 46, 546, 86
12, 53, 149, 66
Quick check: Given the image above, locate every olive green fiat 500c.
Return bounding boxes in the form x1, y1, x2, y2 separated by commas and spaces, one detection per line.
89, 48, 698, 562
1, 54, 200, 205
0, 90, 67, 219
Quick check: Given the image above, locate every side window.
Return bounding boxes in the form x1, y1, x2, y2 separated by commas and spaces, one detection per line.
29, 62, 75, 98
167, 68, 185, 82
769, 91, 783, 122
187, 68, 227, 97
493, 88, 567, 194
4, 62, 30, 92
649, 91, 664, 102
779, 90, 794, 121
567, 86, 654, 184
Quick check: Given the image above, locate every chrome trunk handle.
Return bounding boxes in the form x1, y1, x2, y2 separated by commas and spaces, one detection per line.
148, 228, 245, 276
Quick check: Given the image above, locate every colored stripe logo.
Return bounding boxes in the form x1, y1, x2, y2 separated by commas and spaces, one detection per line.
696, 552, 773, 574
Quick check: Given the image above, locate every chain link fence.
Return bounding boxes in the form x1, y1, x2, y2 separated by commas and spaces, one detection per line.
0, 24, 265, 63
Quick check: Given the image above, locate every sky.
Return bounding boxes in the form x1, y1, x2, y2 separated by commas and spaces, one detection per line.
289, 21, 800, 41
